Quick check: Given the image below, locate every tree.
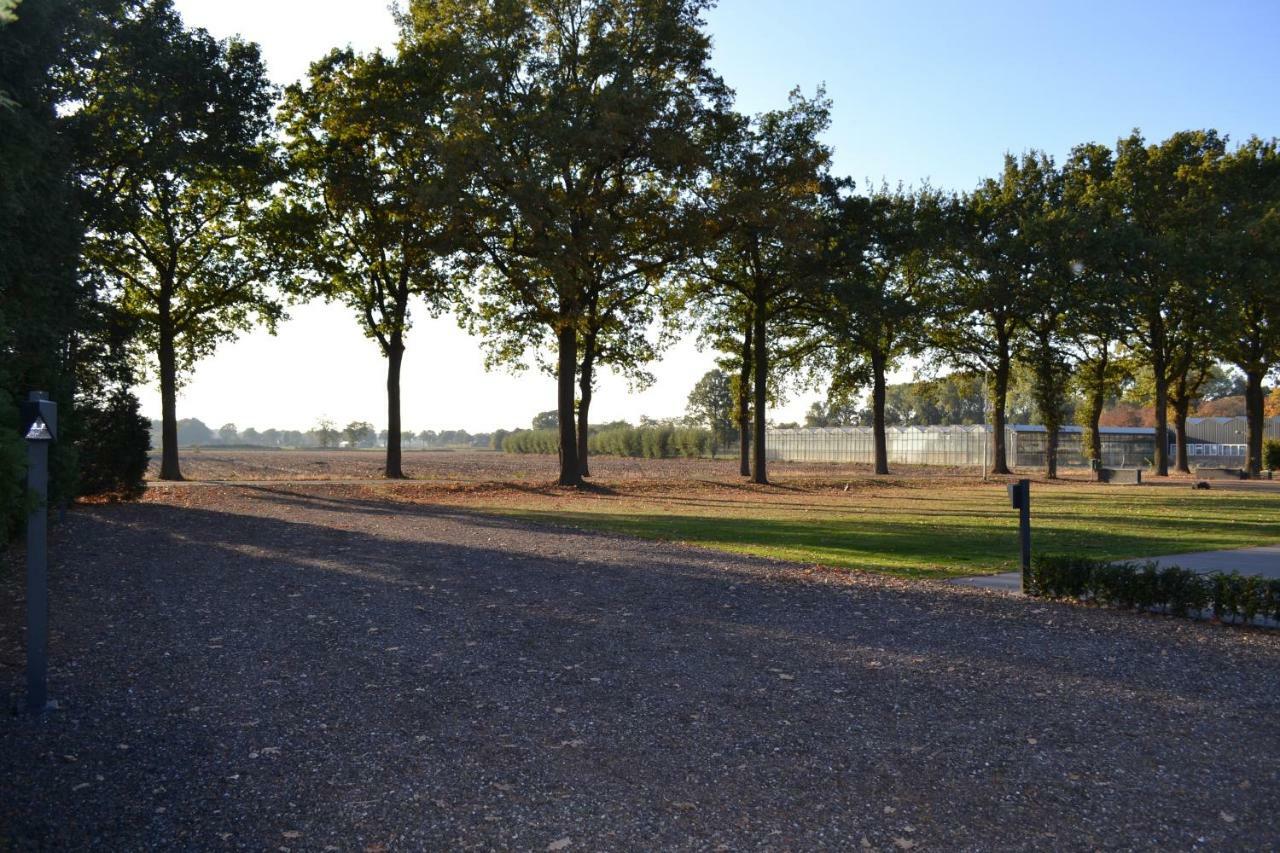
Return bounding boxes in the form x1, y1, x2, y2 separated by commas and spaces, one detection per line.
1010, 152, 1075, 478
218, 423, 239, 445
315, 417, 338, 448
403, 0, 728, 486
1111, 130, 1226, 476
72, 1, 280, 481
932, 164, 1035, 474
804, 397, 864, 427
273, 47, 460, 479
1208, 137, 1280, 476
685, 369, 733, 456
1059, 142, 1131, 463
343, 420, 374, 448
531, 410, 559, 431
696, 90, 840, 484
1266, 388, 1280, 418
816, 184, 940, 474
1, 0, 155, 533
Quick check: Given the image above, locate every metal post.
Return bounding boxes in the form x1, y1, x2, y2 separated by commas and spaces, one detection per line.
1018, 479, 1032, 590
21, 390, 56, 714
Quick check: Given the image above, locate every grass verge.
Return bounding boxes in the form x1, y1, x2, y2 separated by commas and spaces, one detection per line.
468, 483, 1280, 580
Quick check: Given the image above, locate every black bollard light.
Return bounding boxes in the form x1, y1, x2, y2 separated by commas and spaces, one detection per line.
19, 391, 57, 714
1007, 478, 1031, 592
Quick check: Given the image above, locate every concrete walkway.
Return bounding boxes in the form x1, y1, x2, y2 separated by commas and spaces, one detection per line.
953, 544, 1280, 593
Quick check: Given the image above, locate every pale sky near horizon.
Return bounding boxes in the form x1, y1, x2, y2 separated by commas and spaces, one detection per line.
147, 0, 1280, 434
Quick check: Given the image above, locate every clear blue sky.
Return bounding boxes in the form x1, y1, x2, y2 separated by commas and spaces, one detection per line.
155, 0, 1280, 433
706, 0, 1280, 192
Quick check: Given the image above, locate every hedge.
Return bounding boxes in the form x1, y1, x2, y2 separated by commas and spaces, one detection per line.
1029, 554, 1280, 625
504, 425, 714, 459
1265, 438, 1280, 472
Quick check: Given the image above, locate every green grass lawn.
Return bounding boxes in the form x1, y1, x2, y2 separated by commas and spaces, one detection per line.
480, 484, 1280, 579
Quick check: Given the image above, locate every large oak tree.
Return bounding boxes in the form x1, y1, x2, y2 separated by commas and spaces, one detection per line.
72, 0, 280, 481
273, 47, 461, 478
402, 0, 727, 486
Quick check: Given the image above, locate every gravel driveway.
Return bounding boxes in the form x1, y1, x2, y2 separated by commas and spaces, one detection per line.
2, 484, 1278, 850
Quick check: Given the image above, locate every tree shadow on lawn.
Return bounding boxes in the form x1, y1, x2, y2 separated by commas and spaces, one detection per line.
219, 484, 1280, 577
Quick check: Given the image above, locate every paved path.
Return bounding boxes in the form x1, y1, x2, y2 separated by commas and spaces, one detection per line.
3, 485, 1279, 849
955, 543, 1280, 594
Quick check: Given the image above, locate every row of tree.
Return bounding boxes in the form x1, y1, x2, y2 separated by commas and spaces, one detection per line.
147, 418, 491, 450
10, 0, 1278, 499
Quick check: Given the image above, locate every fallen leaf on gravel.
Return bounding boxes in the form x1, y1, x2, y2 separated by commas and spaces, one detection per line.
883, 806, 895, 814
547, 838, 571, 851
778, 673, 794, 681
72, 782, 91, 792
861, 839, 872, 849
1027, 737, 1038, 745
1220, 812, 1236, 823
894, 838, 915, 850
282, 830, 303, 839
672, 801, 696, 810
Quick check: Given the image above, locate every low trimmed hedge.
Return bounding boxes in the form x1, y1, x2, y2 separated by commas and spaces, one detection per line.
1029, 554, 1280, 625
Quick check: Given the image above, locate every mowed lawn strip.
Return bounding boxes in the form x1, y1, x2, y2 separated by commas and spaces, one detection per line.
471, 484, 1280, 579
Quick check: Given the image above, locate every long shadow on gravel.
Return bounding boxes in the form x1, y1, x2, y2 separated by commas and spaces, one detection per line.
2, 493, 1279, 851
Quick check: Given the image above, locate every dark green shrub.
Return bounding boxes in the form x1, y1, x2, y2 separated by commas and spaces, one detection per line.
0, 388, 25, 543
1029, 554, 1274, 627
1264, 439, 1280, 472
75, 390, 150, 499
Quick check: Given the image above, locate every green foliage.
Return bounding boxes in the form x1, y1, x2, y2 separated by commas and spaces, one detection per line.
685, 369, 734, 453
1029, 554, 1279, 625
405, 0, 728, 484
72, 1, 281, 479
501, 429, 559, 456
75, 390, 150, 499
342, 421, 374, 448
531, 411, 559, 431
504, 425, 713, 459
0, 390, 25, 541
1264, 439, 1280, 472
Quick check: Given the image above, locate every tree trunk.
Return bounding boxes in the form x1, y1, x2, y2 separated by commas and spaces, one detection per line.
384, 333, 405, 479
989, 340, 1011, 475
738, 316, 752, 478
556, 325, 582, 487
1086, 352, 1108, 464
157, 317, 183, 481
1044, 410, 1060, 480
871, 349, 889, 475
1172, 394, 1191, 474
1151, 355, 1170, 477
577, 331, 595, 478
751, 304, 768, 485
1244, 367, 1265, 478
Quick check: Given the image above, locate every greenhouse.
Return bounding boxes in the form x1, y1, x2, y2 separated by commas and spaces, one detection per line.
765, 424, 1160, 469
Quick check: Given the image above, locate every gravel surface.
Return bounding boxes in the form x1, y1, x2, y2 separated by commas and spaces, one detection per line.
2, 484, 1279, 850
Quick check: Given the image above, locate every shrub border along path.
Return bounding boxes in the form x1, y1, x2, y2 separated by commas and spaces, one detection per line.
1029, 554, 1280, 627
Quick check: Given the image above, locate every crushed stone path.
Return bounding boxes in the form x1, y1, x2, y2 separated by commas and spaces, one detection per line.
3, 484, 1278, 850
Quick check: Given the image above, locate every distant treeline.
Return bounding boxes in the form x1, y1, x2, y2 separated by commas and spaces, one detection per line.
149, 419, 491, 450
499, 424, 719, 459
